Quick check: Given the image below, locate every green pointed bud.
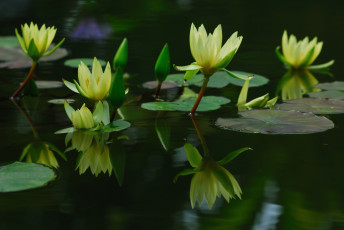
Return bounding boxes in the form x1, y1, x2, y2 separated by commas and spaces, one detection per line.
113, 38, 128, 70
108, 67, 125, 109
155, 43, 170, 83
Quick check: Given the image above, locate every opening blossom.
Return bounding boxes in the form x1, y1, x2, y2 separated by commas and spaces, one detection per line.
276, 30, 334, 69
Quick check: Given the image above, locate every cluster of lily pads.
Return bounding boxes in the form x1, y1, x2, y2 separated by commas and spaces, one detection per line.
1, 21, 343, 210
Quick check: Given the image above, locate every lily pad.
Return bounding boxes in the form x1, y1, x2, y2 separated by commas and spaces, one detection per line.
36, 81, 64, 89
141, 96, 230, 112
308, 91, 344, 100
314, 81, 344, 91
64, 58, 106, 68
165, 71, 269, 88
142, 80, 179, 89
0, 46, 68, 69
216, 110, 334, 134
0, 36, 19, 48
276, 98, 344, 114
48, 99, 75, 104
0, 162, 56, 192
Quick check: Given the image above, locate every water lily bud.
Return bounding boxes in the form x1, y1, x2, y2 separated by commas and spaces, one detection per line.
155, 43, 170, 83
75, 57, 112, 101
71, 104, 95, 129
107, 67, 125, 109
113, 38, 128, 70
15, 22, 65, 60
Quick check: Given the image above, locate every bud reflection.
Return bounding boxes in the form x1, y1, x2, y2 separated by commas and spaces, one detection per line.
276, 69, 320, 100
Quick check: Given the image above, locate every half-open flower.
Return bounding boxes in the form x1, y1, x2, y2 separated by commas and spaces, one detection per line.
275, 30, 334, 69
64, 101, 104, 130
175, 23, 248, 80
15, 22, 65, 60
64, 57, 112, 101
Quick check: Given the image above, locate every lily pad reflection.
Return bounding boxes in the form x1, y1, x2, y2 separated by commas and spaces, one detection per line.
216, 110, 334, 134
276, 98, 344, 114
142, 80, 179, 89
0, 162, 56, 192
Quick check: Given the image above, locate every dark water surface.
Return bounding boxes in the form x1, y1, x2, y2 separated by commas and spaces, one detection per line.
1, 0, 344, 229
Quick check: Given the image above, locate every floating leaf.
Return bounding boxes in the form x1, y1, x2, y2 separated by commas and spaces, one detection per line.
0, 162, 56, 192
142, 80, 179, 89
0, 46, 68, 69
64, 58, 106, 68
35, 81, 64, 89
99, 120, 131, 133
165, 71, 269, 88
141, 96, 230, 112
314, 81, 344, 91
308, 91, 344, 100
216, 110, 334, 134
276, 98, 344, 114
48, 99, 75, 104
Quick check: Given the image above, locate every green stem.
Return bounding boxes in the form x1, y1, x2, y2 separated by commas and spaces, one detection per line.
11, 61, 38, 98
190, 114, 209, 157
155, 80, 163, 99
189, 75, 210, 114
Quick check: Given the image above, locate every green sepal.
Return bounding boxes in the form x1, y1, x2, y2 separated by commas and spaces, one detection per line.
102, 100, 110, 125
45, 142, 67, 161
184, 69, 200, 80
308, 60, 335, 70
73, 79, 89, 98
92, 101, 104, 125
184, 143, 202, 168
174, 63, 203, 71
222, 68, 251, 81
43, 38, 65, 57
155, 117, 171, 151
64, 100, 75, 120
245, 93, 270, 108
113, 38, 128, 70
155, 43, 170, 82
173, 168, 201, 183
15, 28, 27, 54
63, 79, 79, 93
108, 67, 125, 109
217, 147, 252, 165
212, 167, 235, 197
27, 40, 41, 60
299, 46, 315, 67
275, 46, 291, 67
265, 96, 278, 108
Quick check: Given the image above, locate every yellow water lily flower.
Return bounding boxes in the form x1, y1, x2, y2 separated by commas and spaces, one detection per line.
176, 23, 243, 77
276, 30, 334, 69
71, 104, 95, 129
15, 22, 65, 60
74, 57, 112, 101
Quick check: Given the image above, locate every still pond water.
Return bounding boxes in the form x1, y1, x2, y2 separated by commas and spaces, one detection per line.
1, 0, 344, 229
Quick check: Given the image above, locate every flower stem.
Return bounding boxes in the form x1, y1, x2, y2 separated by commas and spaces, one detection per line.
11, 61, 38, 98
155, 80, 163, 99
190, 114, 209, 157
189, 75, 210, 114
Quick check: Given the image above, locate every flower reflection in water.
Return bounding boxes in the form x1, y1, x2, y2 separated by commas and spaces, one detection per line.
276, 69, 321, 100
175, 116, 250, 209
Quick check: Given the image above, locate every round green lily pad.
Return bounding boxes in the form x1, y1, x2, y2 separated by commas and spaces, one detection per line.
48, 99, 75, 104
276, 98, 344, 114
142, 80, 179, 89
0, 36, 19, 48
216, 110, 334, 134
314, 81, 344, 91
308, 91, 344, 100
64, 58, 106, 68
165, 71, 269, 88
141, 96, 230, 112
36, 81, 64, 89
0, 162, 56, 192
